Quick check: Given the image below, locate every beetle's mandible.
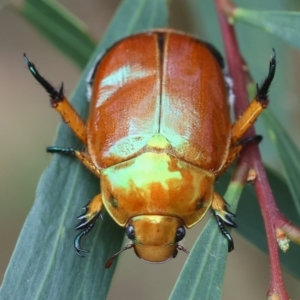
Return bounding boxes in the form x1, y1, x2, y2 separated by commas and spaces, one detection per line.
24, 30, 276, 267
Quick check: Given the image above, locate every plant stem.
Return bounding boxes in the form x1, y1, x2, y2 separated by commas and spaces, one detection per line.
214, 0, 291, 298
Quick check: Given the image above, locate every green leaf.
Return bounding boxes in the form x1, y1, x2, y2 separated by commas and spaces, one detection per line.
19, 0, 96, 69
170, 218, 228, 300
0, 0, 169, 299
170, 181, 243, 300
263, 110, 300, 216
234, 9, 300, 50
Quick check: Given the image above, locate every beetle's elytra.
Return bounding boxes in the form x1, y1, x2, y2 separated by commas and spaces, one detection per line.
24, 29, 276, 267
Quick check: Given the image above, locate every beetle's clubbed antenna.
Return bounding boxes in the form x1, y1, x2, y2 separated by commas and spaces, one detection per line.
177, 244, 190, 255
173, 244, 189, 259
105, 244, 134, 268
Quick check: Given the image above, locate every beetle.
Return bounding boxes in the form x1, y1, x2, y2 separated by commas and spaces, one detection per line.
24, 29, 276, 267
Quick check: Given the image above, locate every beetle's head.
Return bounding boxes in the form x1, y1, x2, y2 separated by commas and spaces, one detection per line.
105, 215, 188, 267
127, 215, 186, 262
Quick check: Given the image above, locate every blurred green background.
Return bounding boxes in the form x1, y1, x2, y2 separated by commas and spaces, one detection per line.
1, 0, 300, 299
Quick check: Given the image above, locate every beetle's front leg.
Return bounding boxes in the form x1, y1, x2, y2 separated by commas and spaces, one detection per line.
24, 54, 87, 145
75, 194, 103, 256
211, 192, 237, 252
46, 147, 103, 256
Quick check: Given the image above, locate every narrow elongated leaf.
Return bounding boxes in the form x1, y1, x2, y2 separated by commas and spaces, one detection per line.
19, 0, 96, 68
262, 109, 300, 216
170, 218, 229, 300
234, 9, 300, 50
170, 181, 243, 300
0, 1, 169, 299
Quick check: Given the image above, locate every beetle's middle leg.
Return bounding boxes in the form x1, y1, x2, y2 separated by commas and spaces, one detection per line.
24, 54, 87, 145
47, 147, 101, 178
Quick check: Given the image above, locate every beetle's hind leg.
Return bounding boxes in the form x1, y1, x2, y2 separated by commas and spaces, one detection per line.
211, 192, 237, 252
24, 54, 87, 145
74, 194, 103, 256
217, 50, 276, 175
230, 49, 276, 145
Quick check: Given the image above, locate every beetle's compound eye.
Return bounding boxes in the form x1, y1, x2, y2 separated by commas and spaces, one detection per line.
126, 225, 135, 240
175, 226, 186, 242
